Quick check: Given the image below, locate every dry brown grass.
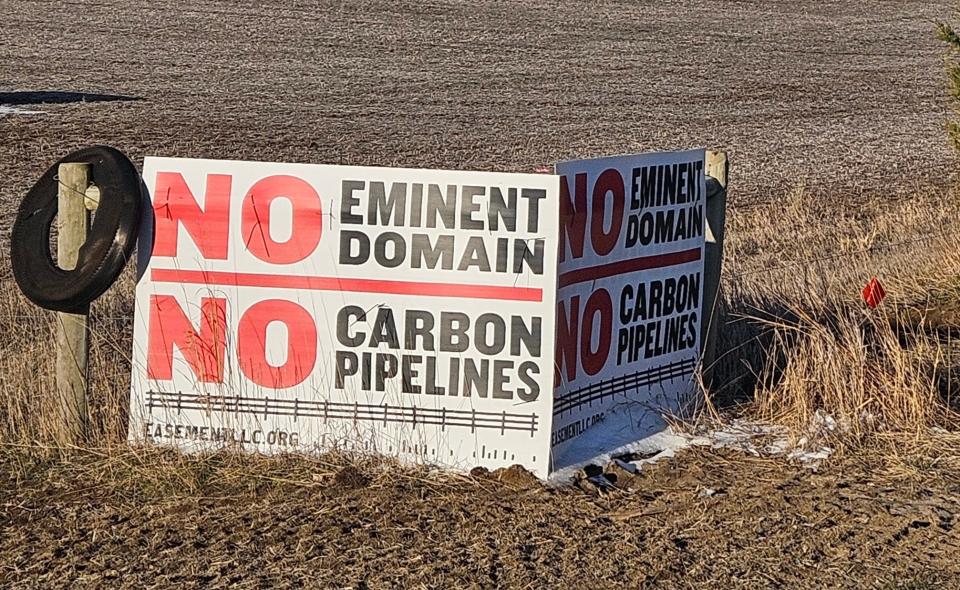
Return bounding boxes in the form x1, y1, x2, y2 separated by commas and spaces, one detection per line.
715, 185, 960, 446
754, 306, 950, 439
0, 261, 135, 446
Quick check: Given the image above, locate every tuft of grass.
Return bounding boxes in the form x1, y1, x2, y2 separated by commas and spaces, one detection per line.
753, 302, 956, 443
711, 184, 960, 448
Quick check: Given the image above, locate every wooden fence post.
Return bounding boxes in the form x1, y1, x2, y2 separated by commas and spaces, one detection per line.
702, 150, 728, 390
55, 163, 91, 445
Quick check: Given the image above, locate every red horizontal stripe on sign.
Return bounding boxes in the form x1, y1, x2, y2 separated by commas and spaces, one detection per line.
558, 247, 702, 288
150, 269, 543, 302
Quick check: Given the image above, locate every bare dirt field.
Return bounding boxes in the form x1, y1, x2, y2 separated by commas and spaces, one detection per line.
3, 445, 960, 589
3, 1, 960, 588
1, 0, 956, 214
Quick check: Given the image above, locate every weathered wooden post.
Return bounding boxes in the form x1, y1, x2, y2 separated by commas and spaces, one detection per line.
55, 163, 92, 444
701, 150, 728, 389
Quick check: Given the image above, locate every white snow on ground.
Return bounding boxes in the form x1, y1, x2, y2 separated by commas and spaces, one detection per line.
0, 105, 44, 115
549, 418, 835, 484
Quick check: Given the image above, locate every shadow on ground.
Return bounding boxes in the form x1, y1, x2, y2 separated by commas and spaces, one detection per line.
0, 91, 140, 105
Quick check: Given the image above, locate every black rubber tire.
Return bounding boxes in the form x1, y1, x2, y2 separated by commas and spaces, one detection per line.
11, 146, 143, 313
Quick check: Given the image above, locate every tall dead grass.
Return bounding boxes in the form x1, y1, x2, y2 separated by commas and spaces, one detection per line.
717, 185, 960, 445
753, 305, 951, 439
0, 260, 134, 446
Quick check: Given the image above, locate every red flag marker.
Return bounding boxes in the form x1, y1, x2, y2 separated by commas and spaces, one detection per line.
862, 277, 886, 309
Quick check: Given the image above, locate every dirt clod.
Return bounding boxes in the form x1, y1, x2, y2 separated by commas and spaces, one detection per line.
333, 465, 370, 490
490, 464, 540, 489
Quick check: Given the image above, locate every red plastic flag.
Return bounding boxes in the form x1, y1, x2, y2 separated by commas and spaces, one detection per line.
862, 277, 886, 309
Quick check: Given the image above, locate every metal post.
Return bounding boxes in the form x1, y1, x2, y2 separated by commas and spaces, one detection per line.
702, 150, 728, 389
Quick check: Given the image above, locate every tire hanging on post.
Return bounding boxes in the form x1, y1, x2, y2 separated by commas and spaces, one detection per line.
10, 145, 143, 313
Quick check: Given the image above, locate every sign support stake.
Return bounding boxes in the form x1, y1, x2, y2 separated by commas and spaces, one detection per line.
55, 162, 92, 445
702, 150, 729, 390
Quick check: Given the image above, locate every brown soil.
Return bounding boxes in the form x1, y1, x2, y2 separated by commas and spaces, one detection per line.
1, 447, 957, 589
1, 0, 955, 220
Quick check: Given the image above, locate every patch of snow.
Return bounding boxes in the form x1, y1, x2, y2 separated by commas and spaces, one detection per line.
787, 446, 834, 463
548, 417, 836, 484
550, 401, 688, 476
0, 105, 44, 115
610, 458, 638, 474
549, 427, 695, 484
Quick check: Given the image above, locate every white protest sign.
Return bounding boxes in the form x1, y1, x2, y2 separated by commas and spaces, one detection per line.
129, 158, 559, 477
551, 150, 706, 470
